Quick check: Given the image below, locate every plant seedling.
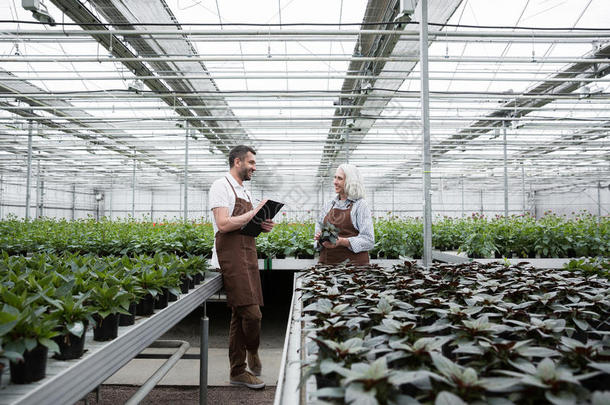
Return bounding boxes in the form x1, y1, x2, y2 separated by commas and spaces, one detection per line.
320, 222, 340, 245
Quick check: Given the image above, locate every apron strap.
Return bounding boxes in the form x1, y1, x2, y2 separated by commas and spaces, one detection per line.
225, 177, 239, 199
225, 176, 253, 204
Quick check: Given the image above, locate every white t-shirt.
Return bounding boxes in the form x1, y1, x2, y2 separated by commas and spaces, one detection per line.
208, 173, 253, 268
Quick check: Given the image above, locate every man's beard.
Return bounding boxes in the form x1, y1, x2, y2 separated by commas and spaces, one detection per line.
239, 166, 251, 181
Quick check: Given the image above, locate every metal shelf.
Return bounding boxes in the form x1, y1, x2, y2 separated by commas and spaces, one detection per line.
0, 272, 223, 405
274, 272, 305, 405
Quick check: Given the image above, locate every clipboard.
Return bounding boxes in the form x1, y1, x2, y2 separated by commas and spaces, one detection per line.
239, 199, 284, 237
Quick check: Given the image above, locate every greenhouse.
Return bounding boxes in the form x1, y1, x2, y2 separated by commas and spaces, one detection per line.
0, 0, 608, 404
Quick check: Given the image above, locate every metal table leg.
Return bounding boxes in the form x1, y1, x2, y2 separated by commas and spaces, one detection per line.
200, 302, 209, 405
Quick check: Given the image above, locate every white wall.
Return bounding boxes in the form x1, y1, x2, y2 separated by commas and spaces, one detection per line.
1, 173, 607, 222
0, 176, 96, 220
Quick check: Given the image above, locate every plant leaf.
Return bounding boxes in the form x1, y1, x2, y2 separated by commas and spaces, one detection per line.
67, 321, 85, 337
313, 387, 345, 398
345, 383, 378, 405
545, 390, 577, 405
39, 337, 60, 354
435, 391, 466, 405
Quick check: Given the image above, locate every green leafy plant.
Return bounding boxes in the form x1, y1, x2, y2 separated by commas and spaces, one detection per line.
0, 304, 59, 358
319, 222, 340, 245
45, 292, 95, 339
88, 282, 131, 319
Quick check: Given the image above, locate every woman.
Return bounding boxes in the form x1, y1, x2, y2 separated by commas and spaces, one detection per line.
314, 163, 374, 265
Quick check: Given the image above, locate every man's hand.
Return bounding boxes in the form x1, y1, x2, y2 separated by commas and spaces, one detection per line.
254, 199, 268, 213
261, 219, 274, 233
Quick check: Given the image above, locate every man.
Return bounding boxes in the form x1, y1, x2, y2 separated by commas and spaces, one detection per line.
208, 145, 274, 390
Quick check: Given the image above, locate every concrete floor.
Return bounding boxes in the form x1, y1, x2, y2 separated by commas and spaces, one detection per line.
104, 348, 283, 386
103, 295, 292, 388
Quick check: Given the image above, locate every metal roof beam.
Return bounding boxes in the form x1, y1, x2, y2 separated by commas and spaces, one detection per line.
315, 0, 462, 180
49, 0, 240, 155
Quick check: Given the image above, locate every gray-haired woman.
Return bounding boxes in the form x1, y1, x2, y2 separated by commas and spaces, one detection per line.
314, 163, 375, 265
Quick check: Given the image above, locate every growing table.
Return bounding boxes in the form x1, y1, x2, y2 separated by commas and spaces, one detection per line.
0, 272, 223, 405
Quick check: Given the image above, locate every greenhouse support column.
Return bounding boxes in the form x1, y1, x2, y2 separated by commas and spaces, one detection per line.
132, 151, 136, 218
372, 189, 375, 217
461, 175, 465, 216
503, 123, 508, 219
420, 0, 432, 268
344, 129, 349, 163
109, 177, 113, 219
204, 190, 208, 221
25, 120, 33, 220
0, 172, 3, 219
392, 181, 395, 212
39, 179, 45, 218
521, 165, 526, 213
184, 121, 189, 221
35, 158, 41, 218
71, 184, 76, 220
598, 181, 602, 224
480, 189, 484, 214
150, 189, 154, 222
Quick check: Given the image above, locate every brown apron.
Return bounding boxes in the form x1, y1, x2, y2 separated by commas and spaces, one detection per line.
319, 200, 370, 265
215, 178, 263, 307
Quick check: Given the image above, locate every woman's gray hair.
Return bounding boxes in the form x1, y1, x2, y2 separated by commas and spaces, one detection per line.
337, 163, 366, 200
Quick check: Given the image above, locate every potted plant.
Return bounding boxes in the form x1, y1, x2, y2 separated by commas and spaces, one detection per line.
117, 270, 144, 326
133, 266, 165, 316
88, 282, 131, 341
45, 292, 95, 360
0, 344, 22, 387
183, 255, 209, 285
319, 222, 340, 245
0, 304, 59, 384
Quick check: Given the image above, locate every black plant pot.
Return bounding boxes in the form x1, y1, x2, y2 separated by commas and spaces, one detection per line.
188, 277, 195, 289
93, 313, 119, 342
136, 294, 155, 316
168, 289, 178, 302
154, 289, 169, 309
119, 302, 137, 326
10, 344, 48, 384
180, 276, 190, 294
315, 373, 339, 389
53, 322, 88, 360
193, 273, 202, 285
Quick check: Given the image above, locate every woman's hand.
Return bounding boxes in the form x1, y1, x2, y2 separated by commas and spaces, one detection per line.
322, 237, 348, 249
314, 231, 321, 241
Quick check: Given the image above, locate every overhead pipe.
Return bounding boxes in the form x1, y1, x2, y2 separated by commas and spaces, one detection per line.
5, 104, 610, 112
3, 114, 610, 122
6, 28, 610, 38
4, 74, 610, 82
4, 91, 608, 101
2, 35, 606, 45
3, 55, 610, 64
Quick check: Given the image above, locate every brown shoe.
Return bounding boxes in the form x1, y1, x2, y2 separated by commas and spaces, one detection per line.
247, 351, 262, 376
230, 371, 265, 389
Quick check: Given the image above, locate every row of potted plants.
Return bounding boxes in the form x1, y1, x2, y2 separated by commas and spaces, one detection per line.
0, 212, 607, 259
298, 261, 609, 404
0, 252, 209, 385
